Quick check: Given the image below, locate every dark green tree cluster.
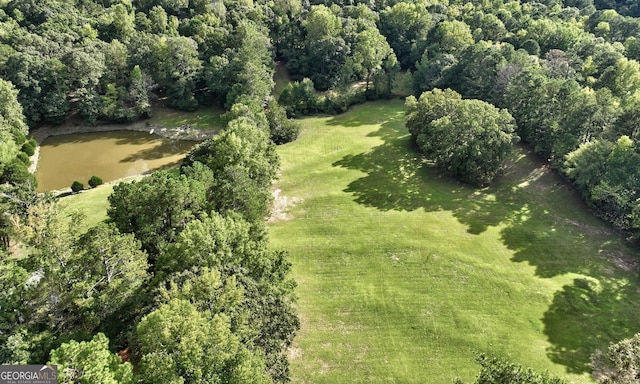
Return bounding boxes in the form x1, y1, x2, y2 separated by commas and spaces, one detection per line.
0, 0, 300, 141
272, 3, 400, 97
592, 0, 640, 17
0, 78, 38, 250
406, 88, 518, 186
1, 109, 297, 382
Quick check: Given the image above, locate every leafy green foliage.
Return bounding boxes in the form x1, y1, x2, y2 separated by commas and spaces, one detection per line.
456, 354, 566, 384
564, 136, 640, 234
406, 89, 518, 186
266, 99, 300, 144
71, 180, 84, 193
108, 171, 207, 257
13, 202, 150, 342
182, 116, 278, 221
593, 333, 640, 383
20, 141, 35, 156
88, 176, 103, 188
49, 333, 134, 384
379, 1, 431, 68
136, 299, 270, 384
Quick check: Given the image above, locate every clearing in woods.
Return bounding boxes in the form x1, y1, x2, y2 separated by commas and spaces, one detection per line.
60, 100, 640, 383
267, 99, 640, 383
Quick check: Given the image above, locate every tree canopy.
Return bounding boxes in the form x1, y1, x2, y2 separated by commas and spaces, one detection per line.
406, 88, 518, 186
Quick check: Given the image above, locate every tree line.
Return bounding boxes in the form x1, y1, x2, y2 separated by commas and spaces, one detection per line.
2, 0, 640, 382
0, 96, 298, 382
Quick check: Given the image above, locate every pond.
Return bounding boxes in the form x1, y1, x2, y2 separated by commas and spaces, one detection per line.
36, 131, 197, 191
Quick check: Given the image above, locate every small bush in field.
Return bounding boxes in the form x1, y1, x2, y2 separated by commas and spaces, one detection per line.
71, 180, 84, 193
88, 175, 103, 188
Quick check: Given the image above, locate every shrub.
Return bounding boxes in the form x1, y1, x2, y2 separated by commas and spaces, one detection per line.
16, 152, 30, 166
20, 142, 35, 156
455, 354, 566, 384
71, 181, 84, 193
88, 175, 104, 188
1, 159, 31, 184
13, 131, 26, 146
266, 100, 301, 145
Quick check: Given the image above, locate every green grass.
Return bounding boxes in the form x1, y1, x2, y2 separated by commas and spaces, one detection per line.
59, 183, 115, 231
53, 100, 640, 383
268, 100, 640, 383
149, 103, 225, 131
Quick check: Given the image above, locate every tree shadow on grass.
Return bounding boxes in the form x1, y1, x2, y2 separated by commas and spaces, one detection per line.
331, 110, 640, 375
331, 117, 518, 234
542, 277, 640, 374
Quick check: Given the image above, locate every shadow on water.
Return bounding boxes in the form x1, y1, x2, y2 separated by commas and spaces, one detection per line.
120, 140, 196, 163
41, 130, 158, 147
330, 106, 640, 374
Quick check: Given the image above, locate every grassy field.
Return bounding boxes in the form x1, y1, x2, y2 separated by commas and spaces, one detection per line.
268, 100, 640, 383
57, 100, 640, 383
60, 183, 114, 230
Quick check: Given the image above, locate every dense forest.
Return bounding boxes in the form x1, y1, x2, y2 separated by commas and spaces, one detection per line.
2, 0, 640, 381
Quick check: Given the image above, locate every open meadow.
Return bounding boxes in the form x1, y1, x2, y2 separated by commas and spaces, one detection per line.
59, 100, 640, 383
267, 100, 640, 383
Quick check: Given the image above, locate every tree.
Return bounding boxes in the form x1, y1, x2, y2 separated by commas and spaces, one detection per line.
379, 1, 431, 68
49, 333, 134, 384
406, 89, 518, 186
221, 21, 275, 109
72, 224, 149, 330
350, 28, 394, 94
0, 79, 28, 140
405, 88, 462, 139
456, 354, 566, 384
598, 57, 640, 99
278, 78, 317, 117
300, 5, 349, 90
266, 99, 300, 144
157, 213, 299, 383
152, 36, 202, 110
3, 52, 68, 126
107, 171, 207, 258
88, 176, 103, 188
182, 116, 278, 222
136, 299, 270, 384
71, 181, 84, 193
564, 136, 640, 232
592, 333, 640, 383
428, 20, 474, 57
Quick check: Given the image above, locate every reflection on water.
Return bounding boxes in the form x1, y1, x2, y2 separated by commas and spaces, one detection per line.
36, 130, 197, 191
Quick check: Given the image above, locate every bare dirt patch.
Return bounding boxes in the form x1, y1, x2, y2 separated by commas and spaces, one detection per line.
269, 188, 302, 223
288, 347, 302, 361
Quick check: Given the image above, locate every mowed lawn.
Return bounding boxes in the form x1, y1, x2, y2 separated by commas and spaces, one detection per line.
268, 100, 640, 383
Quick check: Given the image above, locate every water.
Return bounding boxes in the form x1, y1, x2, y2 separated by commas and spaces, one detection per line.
36, 131, 197, 191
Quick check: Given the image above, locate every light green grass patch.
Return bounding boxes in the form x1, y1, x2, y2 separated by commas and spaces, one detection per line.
60, 183, 114, 231
149, 104, 225, 131
269, 100, 640, 383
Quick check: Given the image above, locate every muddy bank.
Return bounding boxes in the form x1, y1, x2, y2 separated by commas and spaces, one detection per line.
30, 120, 217, 143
